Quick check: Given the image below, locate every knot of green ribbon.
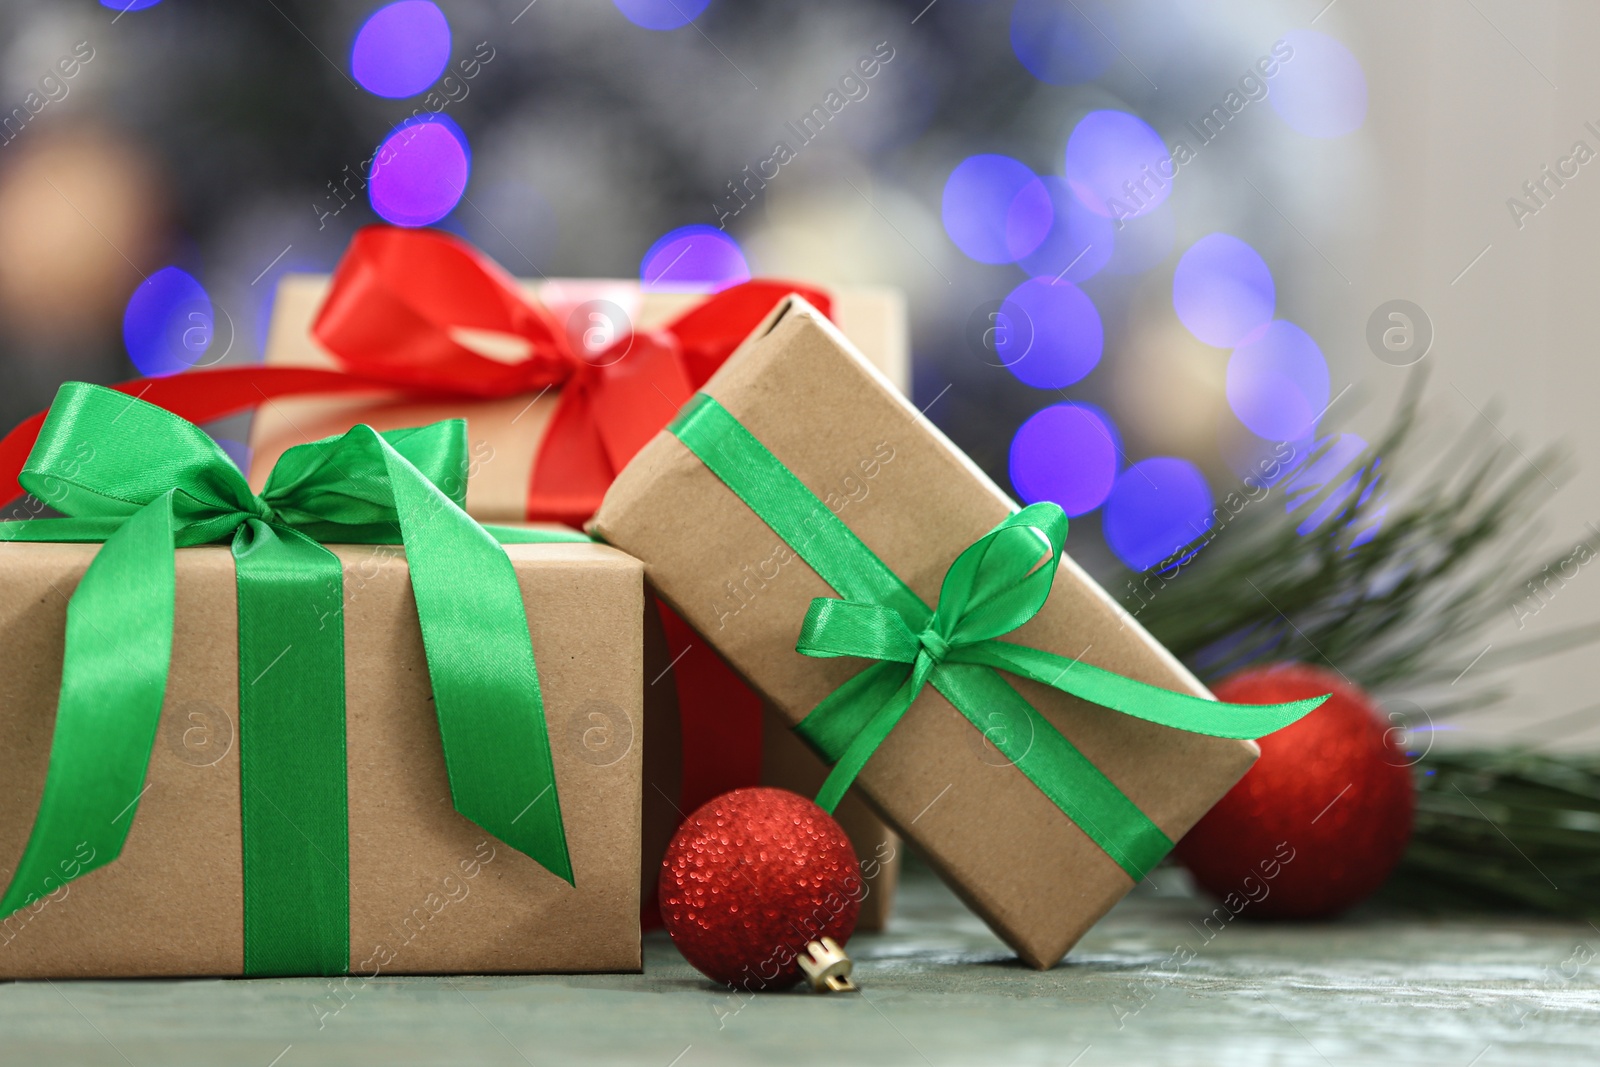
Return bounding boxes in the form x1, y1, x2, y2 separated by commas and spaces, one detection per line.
668, 393, 1326, 883
0, 382, 586, 975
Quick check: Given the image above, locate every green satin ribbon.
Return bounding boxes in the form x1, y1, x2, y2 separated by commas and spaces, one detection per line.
668, 393, 1324, 882
0, 382, 586, 975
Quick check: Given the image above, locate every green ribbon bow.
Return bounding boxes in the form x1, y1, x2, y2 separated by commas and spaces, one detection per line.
669, 393, 1325, 882
0, 382, 586, 975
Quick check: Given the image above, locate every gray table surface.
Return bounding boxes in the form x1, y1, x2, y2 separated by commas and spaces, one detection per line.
3, 864, 1598, 1066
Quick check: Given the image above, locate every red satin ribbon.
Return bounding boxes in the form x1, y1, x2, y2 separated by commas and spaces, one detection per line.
0, 224, 816, 928
0, 225, 830, 525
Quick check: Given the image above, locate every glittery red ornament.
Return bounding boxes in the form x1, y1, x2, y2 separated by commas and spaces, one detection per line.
1173, 663, 1415, 919
659, 787, 861, 990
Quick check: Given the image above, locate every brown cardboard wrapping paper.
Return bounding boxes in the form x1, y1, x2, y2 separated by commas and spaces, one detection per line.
246, 275, 908, 522
592, 298, 1258, 969
0, 539, 643, 979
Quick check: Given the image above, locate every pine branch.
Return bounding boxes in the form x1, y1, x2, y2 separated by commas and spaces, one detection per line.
1131, 372, 1591, 711
1123, 375, 1600, 915
1382, 750, 1600, 917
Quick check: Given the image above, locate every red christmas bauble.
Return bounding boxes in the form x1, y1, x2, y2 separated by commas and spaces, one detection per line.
1173, 663, 1415, 919
659, 787, 861, 990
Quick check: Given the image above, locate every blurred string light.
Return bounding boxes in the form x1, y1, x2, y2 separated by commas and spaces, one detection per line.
996, 276, 1101, 388
941, 155, 1052, 264
613, 0, 711, 31
1008, 401, 1119, 517
1172, 233, 1275, 347
123, 267, 213, 377
950, 23, 1365, 568
1009, 0, 1117, 86
1269, 432, 1387, 547
368, 114, 470, 227
0, 130, 165, 341
1102, 457, 1214, 571
1017, 177, 1113, 283
1226, 320, 1329, 441
640, 225, 750, 290
1269, 30, 1368, 138
351, 1, 452, 99
1063, 110, 1171, 219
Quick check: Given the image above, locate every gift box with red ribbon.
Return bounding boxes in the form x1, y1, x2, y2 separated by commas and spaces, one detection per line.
0, 227, 910, 933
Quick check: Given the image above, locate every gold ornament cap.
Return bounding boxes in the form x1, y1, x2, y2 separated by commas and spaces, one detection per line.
798, 937, 858, 993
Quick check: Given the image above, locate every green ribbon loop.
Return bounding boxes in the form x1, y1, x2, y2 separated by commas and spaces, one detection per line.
668, 393, 1326, 883
0, 382, 585, 975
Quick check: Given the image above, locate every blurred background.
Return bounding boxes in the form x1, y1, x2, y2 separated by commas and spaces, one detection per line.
0, 0, 1594, 747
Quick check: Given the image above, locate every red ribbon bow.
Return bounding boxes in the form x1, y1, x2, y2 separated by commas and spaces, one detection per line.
0, 226, 829, 525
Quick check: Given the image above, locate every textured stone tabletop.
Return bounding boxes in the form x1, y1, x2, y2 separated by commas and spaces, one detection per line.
3, 864, 1597, 1066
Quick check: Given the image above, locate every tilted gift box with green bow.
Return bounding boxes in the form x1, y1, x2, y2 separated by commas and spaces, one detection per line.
0, 383, 643, 979
592, 298, 1322, 969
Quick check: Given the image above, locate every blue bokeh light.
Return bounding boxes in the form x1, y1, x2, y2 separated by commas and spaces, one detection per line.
995, 277, 1103, 389
1017, 177, 1115, 283
1282, 433, 1385, 544
1009, 402, 1120, 517
1009, 0, 1116, 86
614, 0, 712, 31
942, 154, 1053, 265
100, 0, 162, 9
1269, 30, 1367, 138
1103, 457, 1214, 571
1281, 433, 1366, 510
1102, 199, 1174, 275
351, 1, 451, 99
1172, 233, 1275, 347
640, 225, 750, 290
1064, 110, 1172, 220
1227, 320, 1331, 441
369, 115, 471, 227
123, 267, 214, 377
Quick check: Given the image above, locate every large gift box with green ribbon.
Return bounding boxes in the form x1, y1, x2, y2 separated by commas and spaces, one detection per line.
0, 384, 644, 978
592, 298, 1322, 969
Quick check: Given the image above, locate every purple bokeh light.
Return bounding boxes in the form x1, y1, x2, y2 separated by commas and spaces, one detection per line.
1010, 0, 1117, 86
640, 225, 750, 290
1017, 177, 1115, 283
1227, 320, 1331, 441
1269, 30, 1367, 138
1009, 402, 1120, 517
369, 115, 471, 227
941, 154, 1053, 264
995, 277, 1103, 389
614, 0, 712, 31
123, 266, 213, 377
1064, 110, 1172, 220
1281, 433, 1384, 544
100, 0, 162, 9
1172, 233, 1275, 347
1102, 457, 1214, 571
351, 1, 451, 99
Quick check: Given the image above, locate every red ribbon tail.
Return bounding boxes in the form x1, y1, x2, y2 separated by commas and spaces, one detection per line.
658, 604, 765, 814
524, 381, 616, 526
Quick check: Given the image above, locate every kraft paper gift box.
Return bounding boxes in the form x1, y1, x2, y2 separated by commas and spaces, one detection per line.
591, 297, 1297, 969
0, 388, 644, 979
247, 274, 908, 522
248, 255, 904, 931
